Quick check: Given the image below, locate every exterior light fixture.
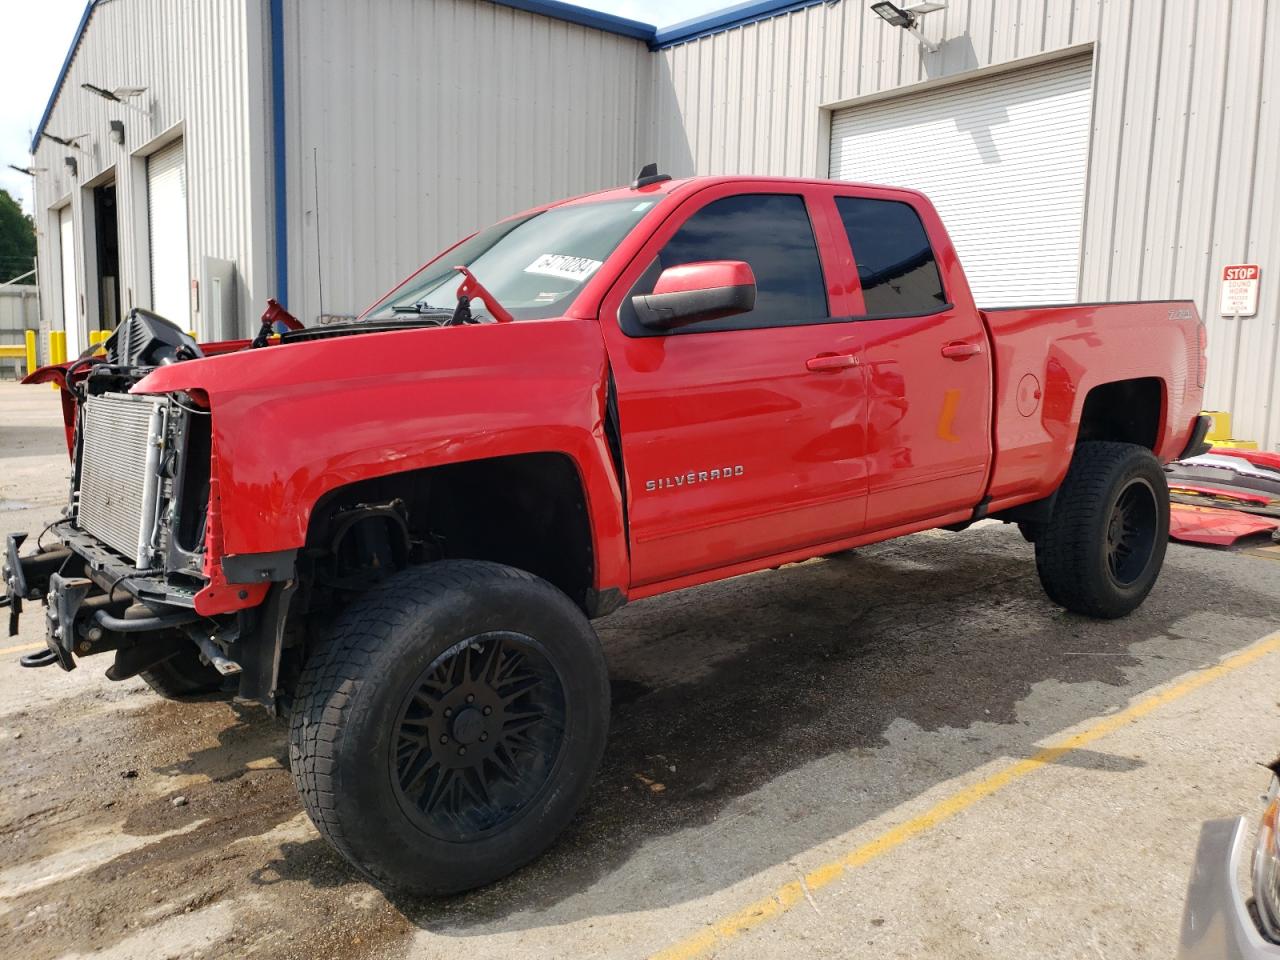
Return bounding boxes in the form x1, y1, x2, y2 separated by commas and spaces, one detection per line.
42, 132, 88, 150
82, 82, 151, 116
64, 156, 78, 177
109, 120, 125, 144
871, 2, 913, 26
7, 164, 46, 176
870, 1, 946, 53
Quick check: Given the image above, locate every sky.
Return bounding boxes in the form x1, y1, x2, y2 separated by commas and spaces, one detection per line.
0, 0, 729, 215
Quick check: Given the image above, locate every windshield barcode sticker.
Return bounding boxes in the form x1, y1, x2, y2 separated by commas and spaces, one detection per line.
524, 254, 603, 282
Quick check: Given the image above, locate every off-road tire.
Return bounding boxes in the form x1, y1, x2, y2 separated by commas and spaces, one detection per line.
288, 560, 610, 895
140, 647, 229, 700
1035, 441, 1169, 619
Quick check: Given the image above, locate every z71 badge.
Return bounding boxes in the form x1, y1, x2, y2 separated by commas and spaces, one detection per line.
645, 465, 744, 492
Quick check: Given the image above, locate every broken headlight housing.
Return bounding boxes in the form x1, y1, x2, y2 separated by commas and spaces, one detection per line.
1253, 776, 1280, 942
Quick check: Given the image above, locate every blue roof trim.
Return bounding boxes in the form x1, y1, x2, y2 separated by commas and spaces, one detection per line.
30, 0, 99, 154
489, 1, 655, 40
652, 0, 827, 48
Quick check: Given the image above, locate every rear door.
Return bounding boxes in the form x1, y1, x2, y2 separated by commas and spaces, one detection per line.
598, 183, 870, 588
826, 192, 992, 530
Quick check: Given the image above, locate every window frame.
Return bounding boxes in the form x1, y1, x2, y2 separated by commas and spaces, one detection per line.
820, 189, 954, 323
831, 194, 950, 320
614, 184, 843, 338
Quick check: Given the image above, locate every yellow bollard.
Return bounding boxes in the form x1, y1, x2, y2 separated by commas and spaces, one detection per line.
49, 331, 67, 390
1202, 410, 1232, 442
25, 330, 37, 377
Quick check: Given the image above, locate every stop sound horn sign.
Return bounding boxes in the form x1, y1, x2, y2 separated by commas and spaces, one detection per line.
1220, 264, 1260, 317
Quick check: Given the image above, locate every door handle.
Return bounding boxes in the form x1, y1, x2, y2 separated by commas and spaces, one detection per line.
806, 353, 859, 372
941, 341, 983, 360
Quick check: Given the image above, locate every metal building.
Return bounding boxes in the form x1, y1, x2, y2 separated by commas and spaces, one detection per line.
27, 0, 1279, 448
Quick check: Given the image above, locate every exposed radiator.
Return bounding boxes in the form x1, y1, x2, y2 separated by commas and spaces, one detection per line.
77, 393, 167, 568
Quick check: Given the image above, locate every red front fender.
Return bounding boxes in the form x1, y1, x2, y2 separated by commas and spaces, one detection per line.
131, 319, 631, 606
23, 363, 81, 455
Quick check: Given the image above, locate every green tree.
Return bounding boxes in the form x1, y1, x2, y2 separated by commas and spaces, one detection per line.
0, 189, 36, 284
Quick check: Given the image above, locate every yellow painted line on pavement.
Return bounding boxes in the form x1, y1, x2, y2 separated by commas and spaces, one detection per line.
0, 641, 47, 657
651, 629, 1280, 960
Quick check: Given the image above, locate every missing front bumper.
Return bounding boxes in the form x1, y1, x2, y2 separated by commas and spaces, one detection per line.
5, 532, 73, 638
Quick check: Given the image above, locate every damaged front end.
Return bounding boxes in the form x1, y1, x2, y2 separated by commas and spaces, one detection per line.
3, 310, 296, 711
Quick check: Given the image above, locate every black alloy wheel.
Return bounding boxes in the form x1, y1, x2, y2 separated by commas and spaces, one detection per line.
392, 631, 568, 842
1104, 478, 1158, 586
1035, 440, 1170, 619
289, 560, 610, 895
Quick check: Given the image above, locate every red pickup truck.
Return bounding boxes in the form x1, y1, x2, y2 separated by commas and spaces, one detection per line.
5, 170, 1209, 894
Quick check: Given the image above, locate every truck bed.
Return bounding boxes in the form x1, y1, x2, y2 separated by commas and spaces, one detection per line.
981, 299, 1204, 512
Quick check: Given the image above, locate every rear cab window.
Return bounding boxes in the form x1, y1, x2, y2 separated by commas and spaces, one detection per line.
835, 197, 947, 316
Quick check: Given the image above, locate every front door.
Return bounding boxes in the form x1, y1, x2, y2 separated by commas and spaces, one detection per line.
599, 185, 870, 589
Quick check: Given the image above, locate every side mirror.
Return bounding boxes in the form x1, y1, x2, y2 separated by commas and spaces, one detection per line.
631, 260, 756, 331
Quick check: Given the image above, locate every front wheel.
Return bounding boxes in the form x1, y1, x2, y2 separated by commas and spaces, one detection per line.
1035, 441, 1169, 619
140, 646, 231, 700
288, 560, 610, 895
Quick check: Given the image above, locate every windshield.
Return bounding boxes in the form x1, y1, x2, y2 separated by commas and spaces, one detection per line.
362, 198, 659, 322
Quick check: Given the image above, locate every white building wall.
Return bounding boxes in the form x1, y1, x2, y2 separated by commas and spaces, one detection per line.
645, 0, 1101, 180
648, 0, 1279, 450
31, 0, 272, 355
27, 0, 1279, 449
1082, 0, 1279, 450
283, 0, 653, 323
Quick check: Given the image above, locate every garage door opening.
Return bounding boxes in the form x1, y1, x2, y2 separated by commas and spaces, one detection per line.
92, 179, 121, 334
828, 55, 1093, 307
146, 138, 190, 329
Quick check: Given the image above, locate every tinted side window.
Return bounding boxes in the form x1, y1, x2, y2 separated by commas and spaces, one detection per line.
835, 198, 946, 315
655, 194, 828, 332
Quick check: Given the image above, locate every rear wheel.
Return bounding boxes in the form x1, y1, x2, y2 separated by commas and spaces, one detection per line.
1035, 441, 1169, 619
289, 560, 610, 895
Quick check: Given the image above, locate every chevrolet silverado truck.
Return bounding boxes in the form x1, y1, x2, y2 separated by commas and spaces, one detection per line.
4, 170, 1211, 894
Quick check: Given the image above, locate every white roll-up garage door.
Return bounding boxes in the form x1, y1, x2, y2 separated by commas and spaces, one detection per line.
147, 138, 190, 328
58, 205, 82, 356
829, 55, 1093, 307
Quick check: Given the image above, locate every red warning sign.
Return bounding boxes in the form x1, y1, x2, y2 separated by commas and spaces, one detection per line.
1220, 264, 1260, 316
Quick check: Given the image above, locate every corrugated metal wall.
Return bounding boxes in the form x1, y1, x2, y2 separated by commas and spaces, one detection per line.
30, 0, 271, 358
0, 285, 39, 379
644, 0, 1102, 179
1080, 0, 1279, 451
283, 0, 652, 323
0, 286, 39, 336
27, 0, 1278, 448
648, 0, 1279, 449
